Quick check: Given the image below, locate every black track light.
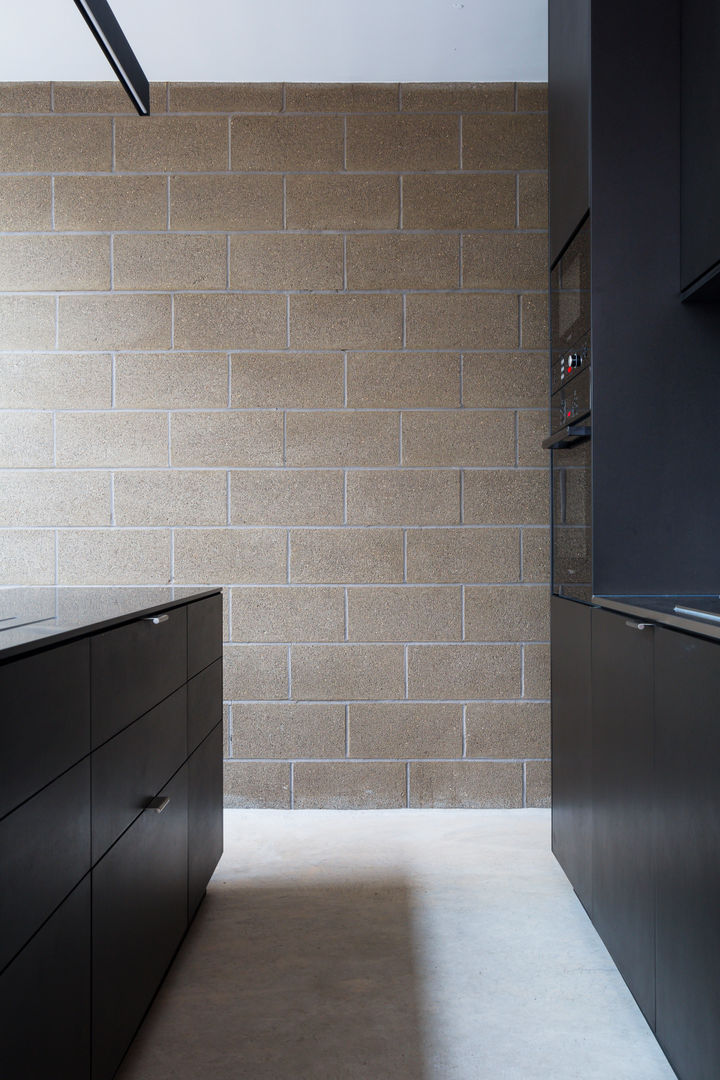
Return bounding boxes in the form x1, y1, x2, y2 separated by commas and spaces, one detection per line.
72, 0, 150, 115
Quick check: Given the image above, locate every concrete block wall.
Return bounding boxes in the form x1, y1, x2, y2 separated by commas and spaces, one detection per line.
0, 81, 550, 808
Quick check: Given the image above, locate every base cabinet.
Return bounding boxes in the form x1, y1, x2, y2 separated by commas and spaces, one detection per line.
189, 723, 224, 918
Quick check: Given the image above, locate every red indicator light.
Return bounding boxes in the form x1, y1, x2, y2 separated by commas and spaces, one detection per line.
567, 410, 571, 417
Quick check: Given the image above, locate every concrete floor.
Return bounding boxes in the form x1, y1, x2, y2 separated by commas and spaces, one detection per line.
117, 809, 677, 1080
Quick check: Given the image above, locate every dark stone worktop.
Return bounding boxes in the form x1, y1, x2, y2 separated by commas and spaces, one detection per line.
594, 594, 720, 641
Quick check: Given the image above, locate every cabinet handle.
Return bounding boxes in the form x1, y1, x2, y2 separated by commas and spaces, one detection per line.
147, 795, 170, 813
625, 620, 654, 631
144, 614, 169, 625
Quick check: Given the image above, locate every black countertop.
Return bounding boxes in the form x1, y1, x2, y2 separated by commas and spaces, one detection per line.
593, 594, 720, 641
0, 587, 221, 661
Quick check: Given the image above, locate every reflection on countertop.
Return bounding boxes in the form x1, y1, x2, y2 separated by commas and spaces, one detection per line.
593, 594, 720, 641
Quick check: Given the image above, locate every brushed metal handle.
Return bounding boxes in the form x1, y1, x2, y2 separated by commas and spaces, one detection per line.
144, 614, 169, 625
625, 620, 654, 631
147, 795, 170, 813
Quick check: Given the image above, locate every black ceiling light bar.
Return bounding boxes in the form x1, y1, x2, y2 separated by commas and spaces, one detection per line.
72, 0, 150, 115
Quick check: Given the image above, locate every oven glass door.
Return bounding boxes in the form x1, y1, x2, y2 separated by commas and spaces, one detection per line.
552, 434, 592, 602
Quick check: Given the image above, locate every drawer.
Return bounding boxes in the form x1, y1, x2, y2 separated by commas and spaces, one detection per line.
187, 592, 223, 678
91, 605, 187, 747
0, 638, 90, 820
188, 722, 224, 918
188, 657, 222, 755
92, 685, 187, 862
0, 759, 90, 973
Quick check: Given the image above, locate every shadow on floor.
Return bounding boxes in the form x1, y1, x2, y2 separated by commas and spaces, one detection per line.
116, 877, 428, 1080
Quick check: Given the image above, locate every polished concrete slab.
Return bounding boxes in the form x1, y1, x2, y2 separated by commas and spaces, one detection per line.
117, 810, 677, 1080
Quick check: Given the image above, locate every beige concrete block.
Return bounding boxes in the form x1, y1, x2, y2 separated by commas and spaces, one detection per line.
113, 470, 227, 526
229, 234, 343, 291
464, 469, 549, 525
171, 411, 283, 467
113, 234, 227, 291
465, 701, 550, 759
52, 82, 167, 113
526, 760, 551, 808
400, 83, 514, 111
346, 234, 459, 290
0, 117, 111, 170
231, 703, 345, 759
290, 529, 403, 584
169, 83, 282, 112
174, 294, 286, 350
0, 83, 51, 112
293, 762, 406, 809
0, 235, 110, 292
231, 353, 343, 409
231, 586, 345, 643
406, 528, 521, 584
0, 411, 54, 466
173, 528, 286, 584
347, 586, 462, 642
285, 84, 398, 112
521, 528, 550, 583
0, 470, 110, 526
524, 642, 550, 699
231, 470, 344, 526
286, 174, 399, 230
348, 703, 462, 758
0, 297, 56, 349
517, 83, 548, 112
57, 529, 170, 585
406, 293, 518, 350
519, 173, 548, 229
347, 115, 459, 170
402, 410, 516, 466
0, 353, 111, 409
231, 116, 343, 170
223, 705, 231, 758
517, 410, 548, 466
463, 113, 548, 170
170, 175, 283, 230
0, 177, 51, 230
55, 411, 168, 467
224, 762, 290, 809
347, 353, 460, 409
462, 352, 546, 408
58, 295, 171, 350
346, 469, 460, 525
464, 585, 550, 642
407, 643, 521, 699
286, 411, 399, 467
54, 175, 167, 231
409, 761, 522, 808
290, 294, 402, 351
115, 116, 228, 171
224, 644, 288, 700
0, 530, 55, 585
402, 174, 516, 230
114, 353, 228, 409
463, 232, 547, 290
292, 643, 404, 700
521, 294, 549, 349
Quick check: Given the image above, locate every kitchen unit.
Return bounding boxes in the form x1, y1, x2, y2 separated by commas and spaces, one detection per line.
548, 2, 720, 1079
0, 588, 223, 1080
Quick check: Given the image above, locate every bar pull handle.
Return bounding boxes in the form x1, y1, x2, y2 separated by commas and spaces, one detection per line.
144, 614, 169, 625
625, 620, 654, 631
147, 795, 170, 813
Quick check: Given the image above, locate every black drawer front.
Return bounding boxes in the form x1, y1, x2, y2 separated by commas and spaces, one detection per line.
0, 759, 91, 973
0, 639, 90, 820
188, 722, 224, 917
92, 686, 187, 863
0, 876, 91, 1080
91, 606, 187, 747
188, 658, 223, 755
92, 765, 188, 1080
187, 592, 223, 678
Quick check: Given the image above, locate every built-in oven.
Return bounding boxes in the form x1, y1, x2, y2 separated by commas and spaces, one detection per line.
543, 216, 592, 602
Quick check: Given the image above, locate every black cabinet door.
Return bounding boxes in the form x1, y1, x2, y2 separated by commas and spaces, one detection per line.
187, 592, 223, 679
92, 765, 188, 1080
548, 0, 590, 263
188, 722, 224, 917
591, 608, 655, 1026
188, 657, 222, 755
551, 596, 592, 913
654, 627, 720, 1080
0, 876, 91, 1080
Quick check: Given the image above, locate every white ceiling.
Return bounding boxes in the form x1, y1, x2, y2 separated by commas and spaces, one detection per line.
1, 0, 547, 83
